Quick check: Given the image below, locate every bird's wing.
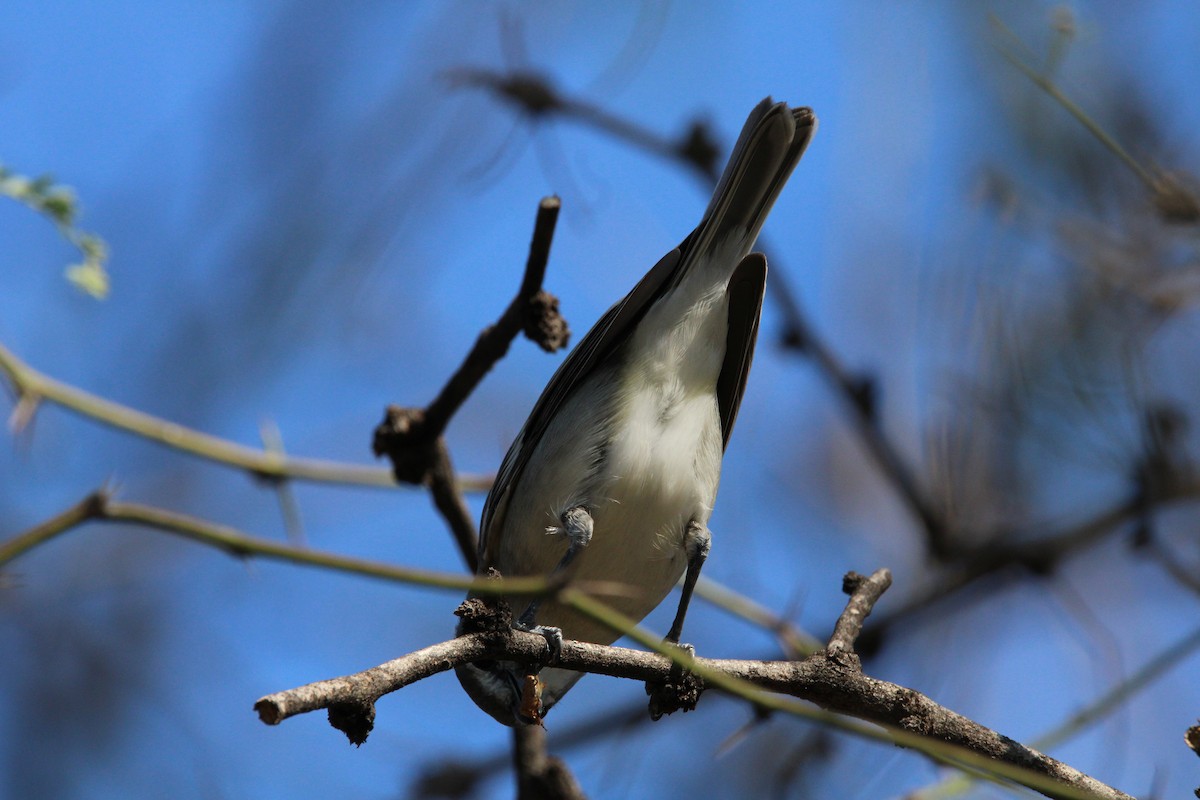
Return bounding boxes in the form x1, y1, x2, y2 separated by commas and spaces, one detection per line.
479, 247, 683, 567
717, 253, 767, 449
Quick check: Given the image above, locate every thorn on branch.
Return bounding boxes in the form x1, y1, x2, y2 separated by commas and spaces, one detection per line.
8, 391, 41, 433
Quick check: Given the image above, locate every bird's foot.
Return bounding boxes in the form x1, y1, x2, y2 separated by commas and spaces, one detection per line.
646, 641, 705, 720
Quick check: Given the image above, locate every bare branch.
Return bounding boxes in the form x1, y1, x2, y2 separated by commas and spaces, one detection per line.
423, 194, 567, 437
255, 634, 496, 739
0, 489, 110, 565
372, 195, 568, 569
446, 68, 720, 181
826, 569, 891, 661
513, 724, 587, 800
861, 475, 1200, 651
0, 490, 557, 598
426, 440, 482, 573
0, 340, 454, 490
257, 577, 1131, 800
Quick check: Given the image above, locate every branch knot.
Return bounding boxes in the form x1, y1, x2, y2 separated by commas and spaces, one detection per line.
372, 405, 437, 485
524, 289, 570, 352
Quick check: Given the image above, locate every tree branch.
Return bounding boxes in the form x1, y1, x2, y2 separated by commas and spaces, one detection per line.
826, 569, 891, 661
0, 340, 471, 491
512, 723, 587, 800
0, 489, 557, 598
907, 624, 1200, 799
860, 475, 1200, 652
372, 195, 568, 570
256, 571, 1131, 800
425, 194, 568, 436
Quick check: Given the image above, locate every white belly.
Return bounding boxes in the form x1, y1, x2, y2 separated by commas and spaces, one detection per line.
494, 276, 730, 645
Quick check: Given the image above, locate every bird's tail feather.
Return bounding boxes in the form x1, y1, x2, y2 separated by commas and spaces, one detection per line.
694, 98, 817, 258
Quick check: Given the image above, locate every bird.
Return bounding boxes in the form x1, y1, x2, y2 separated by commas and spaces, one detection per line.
456, 98, 816, 725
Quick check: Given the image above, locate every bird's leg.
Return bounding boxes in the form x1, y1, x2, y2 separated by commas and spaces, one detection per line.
666, 520, 711, 645
647, 519, 710, 720
516, 505, 594, 663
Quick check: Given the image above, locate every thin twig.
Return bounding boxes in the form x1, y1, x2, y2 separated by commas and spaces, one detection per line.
826, 569, 892, 660
860, 479, 1200, 650
427, 440, 481, 573
0, 340, 480, 490
989, 13, 1199, 223
0, 489, 110, 564
446, 68, 720, 181
371, 196, 567, 569
989, 14, 1158, 191
423, 195, 567, 438
0, 490, 560, 597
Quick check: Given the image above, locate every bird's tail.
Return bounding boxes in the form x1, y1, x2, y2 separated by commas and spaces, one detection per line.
691, 98, 816, 259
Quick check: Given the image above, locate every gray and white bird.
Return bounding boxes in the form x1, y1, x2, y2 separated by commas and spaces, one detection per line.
457, 98, 816, 725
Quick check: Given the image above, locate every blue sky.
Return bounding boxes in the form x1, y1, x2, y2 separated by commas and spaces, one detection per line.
3, 3, 1200, 798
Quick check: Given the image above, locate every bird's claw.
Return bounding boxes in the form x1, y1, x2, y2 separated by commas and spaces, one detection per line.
517, 621, 563, 665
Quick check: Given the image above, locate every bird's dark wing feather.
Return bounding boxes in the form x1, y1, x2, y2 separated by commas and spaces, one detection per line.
717, 253, 767, 449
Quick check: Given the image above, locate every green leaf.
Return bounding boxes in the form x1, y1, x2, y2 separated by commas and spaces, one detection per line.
65, 261, 111, 300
